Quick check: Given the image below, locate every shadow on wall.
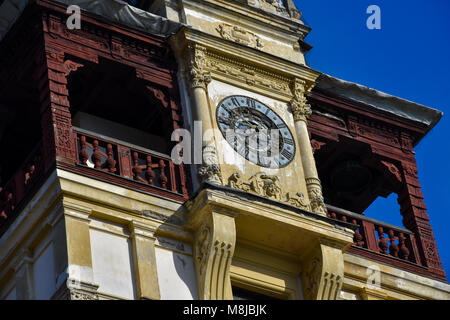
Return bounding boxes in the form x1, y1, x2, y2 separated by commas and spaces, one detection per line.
148, 210, 199, 300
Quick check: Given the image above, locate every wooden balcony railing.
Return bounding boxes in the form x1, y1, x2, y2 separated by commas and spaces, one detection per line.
0, 142, 44, 231
326, 204, 431, 273
73, 127, 189, 201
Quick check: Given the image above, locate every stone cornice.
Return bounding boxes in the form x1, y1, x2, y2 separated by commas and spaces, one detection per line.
171, 27, 320, 101
184, 0, 311, 38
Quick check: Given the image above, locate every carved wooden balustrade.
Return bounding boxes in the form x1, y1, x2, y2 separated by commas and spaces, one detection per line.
0, 143, 44, 231
74, 128, 189, 201
325, 204, 442, 278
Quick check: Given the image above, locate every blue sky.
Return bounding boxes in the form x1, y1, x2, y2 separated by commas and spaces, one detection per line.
295, 0, 450, 279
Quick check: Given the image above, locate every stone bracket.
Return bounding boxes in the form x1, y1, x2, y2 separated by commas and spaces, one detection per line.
186, 190, 238, 300
301, 239, 346, 300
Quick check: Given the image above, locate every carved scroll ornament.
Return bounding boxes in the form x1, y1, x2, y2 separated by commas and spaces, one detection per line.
215, 23, 264, 50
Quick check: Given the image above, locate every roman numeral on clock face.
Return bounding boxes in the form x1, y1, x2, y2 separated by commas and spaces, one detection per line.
283, 137, 294, 146
247, 98, 256, 109
231, 97, 240, 107
281, 149, 293, 160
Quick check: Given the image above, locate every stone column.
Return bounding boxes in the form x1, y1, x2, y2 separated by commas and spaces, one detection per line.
186, 43, 222, 185
290, 79, 327, 216
129, 221, 161, 300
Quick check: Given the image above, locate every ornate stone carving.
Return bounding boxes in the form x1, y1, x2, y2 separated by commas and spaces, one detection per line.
303, 257, 322, 299
193, 213, 236, 300
248, 0, 289, 17
199, 164, 222, 185
215, 23, 264, 50
199, 145, 223, 185
228, 172, 282, 200
290, 78, 313, 122
306, 177, 327, 216
285, 192, 310, 210
196, 224, 212, 276
301, 240, 345, 300
70, 289, 99, 300
228, 172, 313, 210
53, 279, 99, 300
187, 44, 211, 90
284, 0, 303, 20
206, 52, 291, 97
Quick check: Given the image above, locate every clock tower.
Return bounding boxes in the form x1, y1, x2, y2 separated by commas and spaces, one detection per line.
1, 0, 447, 302
158, 0, 352, 300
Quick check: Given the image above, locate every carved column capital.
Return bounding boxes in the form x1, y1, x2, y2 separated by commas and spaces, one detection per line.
187, 44, 211, 90
301, 239, 345, 300
290, 78, 313, 122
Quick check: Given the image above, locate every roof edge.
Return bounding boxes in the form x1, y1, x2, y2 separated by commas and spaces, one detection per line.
0, 0, 186, 41
314, 74, 443, 136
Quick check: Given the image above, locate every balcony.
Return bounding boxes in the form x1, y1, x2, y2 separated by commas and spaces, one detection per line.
326, 204, 442, 280
0, 142, 46, 235
71, 127, 189, 202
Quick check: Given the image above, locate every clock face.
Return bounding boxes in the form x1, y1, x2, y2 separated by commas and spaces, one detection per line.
216, 95, 296, 168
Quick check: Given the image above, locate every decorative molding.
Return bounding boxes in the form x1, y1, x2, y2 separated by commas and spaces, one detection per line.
305, 177, 327, 216
199, 145, 223, 185
290, 78, 313, 122
53, 280, 99, 300
227, 172, 311, 210
284, 0, 303, 20
228, 172, 282, 200
63, 60, 84, 76
380, 160, 402, 183
215, 23, 264, 50
146, 86, 169, 108
248, 0, 290, 17
311, 139, 326, 154
285, 192, 310, 211
187, 43, 211, 90
205, 50, 291, 98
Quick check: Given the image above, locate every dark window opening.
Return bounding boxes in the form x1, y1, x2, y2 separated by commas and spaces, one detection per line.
0, 72, 42, 186
232, 286, 281, 301
67, 58, 173, 156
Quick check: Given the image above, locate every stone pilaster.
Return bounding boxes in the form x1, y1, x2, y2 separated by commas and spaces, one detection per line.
129, 221, 161, 300
63, 202, 98, 300
290, 78, 327, 216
